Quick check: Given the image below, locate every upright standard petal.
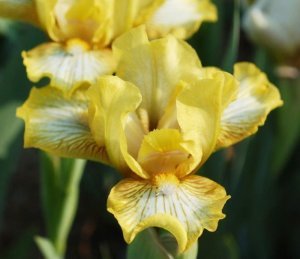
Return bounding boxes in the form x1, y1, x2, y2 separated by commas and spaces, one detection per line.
146, 0, 217, 39
22, 40, 115, 94
115, 28, 202, 125
108, 0, 163, 39
16, 86, 108, 163
216, 62, 283, 149
107, 175, 229, 253
35, 0, 108, 42
87, 76, 148, 178
176, 78, 223, 169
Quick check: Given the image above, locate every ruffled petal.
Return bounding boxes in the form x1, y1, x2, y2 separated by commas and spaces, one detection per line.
176, 78, 223, 169
22, 41, 115, 94
146, 0, 217, 39
108, 0, 163, 39
216, 62, 283, 149
115, 27, 202, 125
16, 86, 108, 163
107, 175, 229, 253
87, 76, 147, 178
35, 0, 108, 42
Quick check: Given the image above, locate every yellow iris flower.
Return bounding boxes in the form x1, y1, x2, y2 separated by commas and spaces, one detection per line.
17, 27, 283, 252
19, 0, 217, 94
243, 0, 300, 67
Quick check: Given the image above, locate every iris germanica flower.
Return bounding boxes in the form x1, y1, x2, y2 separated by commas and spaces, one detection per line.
20, 0, 217, 94
243, 0, 300, 67
17, 27, 282, 252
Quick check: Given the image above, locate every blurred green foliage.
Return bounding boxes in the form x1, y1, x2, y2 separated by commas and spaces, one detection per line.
0, 1, 300, 258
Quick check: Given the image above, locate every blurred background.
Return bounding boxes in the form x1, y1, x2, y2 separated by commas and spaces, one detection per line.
0, 0, 300, 258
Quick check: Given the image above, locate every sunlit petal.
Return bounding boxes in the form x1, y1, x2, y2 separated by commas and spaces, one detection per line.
115, 28, 201, 125
109, 0, 163, 39
22, 40, 115, 94
35, 0, 108, 42
216, 62, 283, 149
176, 78, 222, 169
87, 76, 147, 178
107, 175, 229, 253
16, 86, 108, 162
146, 0, 217, 39
137, 129, 191, 176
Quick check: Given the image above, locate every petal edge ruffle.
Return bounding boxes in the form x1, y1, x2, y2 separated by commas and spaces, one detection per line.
22, 41, 115, 94
17, 86, 108, 163
107, 175, 229, 253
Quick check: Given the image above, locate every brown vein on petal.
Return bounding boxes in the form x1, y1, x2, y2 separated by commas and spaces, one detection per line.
140, 187, 152, 221
167, 194, 174, 215
172, 195, 179, 219
176, 190, 190, 233
155, 187, 158, 213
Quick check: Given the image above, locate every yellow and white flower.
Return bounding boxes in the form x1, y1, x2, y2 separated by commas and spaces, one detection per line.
19, 0, 217, 94
17, 27, 282, 253
243, 0, 300, 66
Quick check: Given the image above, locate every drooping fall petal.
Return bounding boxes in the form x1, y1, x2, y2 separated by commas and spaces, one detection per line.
22, 40, 115, 94
16, 86, 108, 162
216, 62, 283, 149
107, 175, 229, 253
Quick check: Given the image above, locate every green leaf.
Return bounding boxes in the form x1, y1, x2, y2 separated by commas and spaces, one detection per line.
159, 230, 198, 259
271, 78, 300, 175
0, 101, 22, 158
127, 229, 198, 259
127, 229, 173, 259
175, 243, 197, 259
221, 0, 241, 72
40, 153, 86, 257
35, 236, 61, 259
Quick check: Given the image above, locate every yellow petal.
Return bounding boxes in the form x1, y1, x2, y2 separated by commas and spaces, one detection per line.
22, 41, 115, 94
16, 86, 108, 163
216, 62, 283, 149
107, 175, 229, 253
157, 83, 185, 129
146, 0, 217, 39
35, 0, 108, 42
35, 0, 58, 40
137, 129, 191, 177
197, 67, 239, 110
176, 78, 223, 170
112, 25, 149, 64
87, 76, 147, 178
108, 0, 163, 39
115, 28, 202, 125
61, 0, 107, 42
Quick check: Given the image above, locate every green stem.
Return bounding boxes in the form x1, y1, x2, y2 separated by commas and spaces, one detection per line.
38, 152, 86, 258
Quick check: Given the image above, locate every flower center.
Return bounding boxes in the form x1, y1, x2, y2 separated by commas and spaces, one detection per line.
66, 38, 91, 54
152, 173, 179, 196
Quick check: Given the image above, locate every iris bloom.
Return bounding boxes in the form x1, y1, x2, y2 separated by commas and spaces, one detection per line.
21, 0, 217, 94
17, 27, 282, 252
243, 0, 300, 66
